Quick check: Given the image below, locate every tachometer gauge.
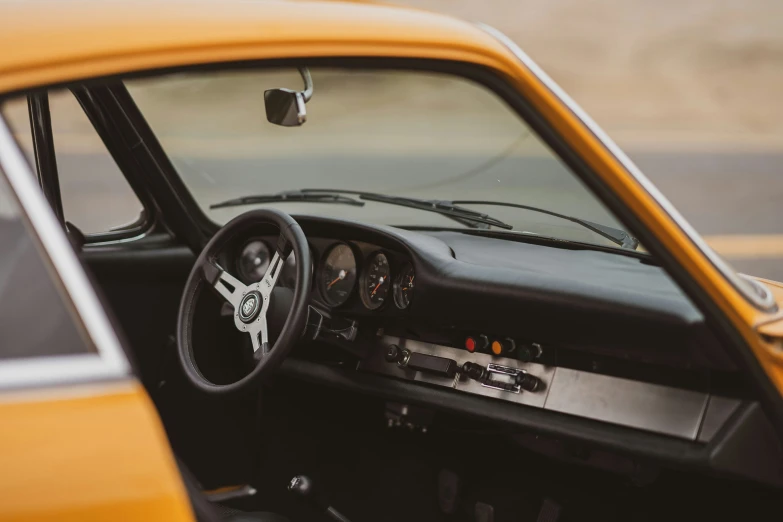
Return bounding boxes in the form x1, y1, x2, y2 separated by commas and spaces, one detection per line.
238, 240, 271, 282
320, 243, 357, 307
360, 252, 391, 310
393, 262, 415, 310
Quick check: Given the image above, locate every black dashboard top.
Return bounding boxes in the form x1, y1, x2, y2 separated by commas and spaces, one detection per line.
229, 215, 731, 370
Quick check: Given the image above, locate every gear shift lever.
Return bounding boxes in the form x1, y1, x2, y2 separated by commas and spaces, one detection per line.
288, 475, 353, 522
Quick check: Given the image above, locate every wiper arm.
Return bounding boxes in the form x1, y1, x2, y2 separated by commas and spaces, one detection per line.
211, 188, 511, 230
301, 189, 513, 230
450, 200, 639, 250
209, 189, 637, 250
300, 190, 636, 248
210, 190, 365, 210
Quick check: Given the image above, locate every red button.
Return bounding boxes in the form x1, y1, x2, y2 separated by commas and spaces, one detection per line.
465, 337, 476, 352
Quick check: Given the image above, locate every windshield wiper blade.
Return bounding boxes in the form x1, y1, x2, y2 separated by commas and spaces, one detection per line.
301, 189, 514, 230
210, 190, 365, 210
210, 188, 636, 250
450, 200, 639, 250
302, 190, 636, 249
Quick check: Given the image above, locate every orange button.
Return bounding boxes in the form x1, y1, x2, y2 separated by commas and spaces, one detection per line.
491, 340, 502, 355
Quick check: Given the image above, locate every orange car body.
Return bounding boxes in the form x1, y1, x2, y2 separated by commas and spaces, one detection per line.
1, 1, 781, 520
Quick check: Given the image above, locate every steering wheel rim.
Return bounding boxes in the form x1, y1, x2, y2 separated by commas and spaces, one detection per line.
176, 209, 311, 394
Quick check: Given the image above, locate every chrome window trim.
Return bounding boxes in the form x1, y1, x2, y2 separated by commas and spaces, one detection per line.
0, 354, 125, 391
477, 23, 776, 312
83, 225, 153, 247
0, 115, 130, 389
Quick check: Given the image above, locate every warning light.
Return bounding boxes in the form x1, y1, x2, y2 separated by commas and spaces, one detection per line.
491, 340, 503, 355
465, 337, 476, 352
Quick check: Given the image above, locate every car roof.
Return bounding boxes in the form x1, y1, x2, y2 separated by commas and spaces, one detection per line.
0, 0, 514, 95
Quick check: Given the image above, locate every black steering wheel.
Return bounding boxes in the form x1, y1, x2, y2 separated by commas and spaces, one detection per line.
176, 209, 311, 394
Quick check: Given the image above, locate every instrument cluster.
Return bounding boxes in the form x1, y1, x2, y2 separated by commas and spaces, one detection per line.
236, 236, 414, 312
318, 242, 414, 311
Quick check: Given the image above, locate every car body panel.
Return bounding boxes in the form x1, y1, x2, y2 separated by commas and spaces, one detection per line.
1, 1, 781, 392
0, 381, 193, 522
0, 0, 513, 95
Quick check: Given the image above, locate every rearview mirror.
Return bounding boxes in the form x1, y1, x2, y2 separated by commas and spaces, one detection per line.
264, 67, 313, 127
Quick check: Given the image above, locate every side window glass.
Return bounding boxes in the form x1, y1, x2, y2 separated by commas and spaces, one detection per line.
2, 92, 144, 236
0, 169, 95, 360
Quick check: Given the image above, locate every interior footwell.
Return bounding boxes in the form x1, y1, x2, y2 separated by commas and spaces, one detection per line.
213, 378, 781, 522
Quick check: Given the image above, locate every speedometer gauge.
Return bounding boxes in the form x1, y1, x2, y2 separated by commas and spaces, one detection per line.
393, 262, 415, 309
360, 252, 391, 310
320, 243, 356, 307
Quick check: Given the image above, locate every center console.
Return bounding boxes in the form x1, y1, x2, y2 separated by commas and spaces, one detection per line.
359, 336, 739, 442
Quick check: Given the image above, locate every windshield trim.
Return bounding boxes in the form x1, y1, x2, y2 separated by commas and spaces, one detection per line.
477, 23, 776, 312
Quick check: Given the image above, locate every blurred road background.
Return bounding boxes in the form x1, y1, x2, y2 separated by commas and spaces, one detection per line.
397, 0, 783, 280
2, 0, 782, 280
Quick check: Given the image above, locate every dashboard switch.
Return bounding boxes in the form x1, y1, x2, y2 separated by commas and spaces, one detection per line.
490, 338, 515, 357
461, 361, 486, 381
516, 372, 541, 392
384, 344, 409, 366
465, 335, 489, 353
517, 342, 543, 363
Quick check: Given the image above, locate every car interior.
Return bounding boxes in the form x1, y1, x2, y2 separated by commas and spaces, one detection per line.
2, 60, 782, 522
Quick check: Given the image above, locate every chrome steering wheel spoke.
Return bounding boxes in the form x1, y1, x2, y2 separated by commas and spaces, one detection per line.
207, 262, 248, 308
247, 315, 269, 356
204, 244, 288, 354
259, 250, 283, 296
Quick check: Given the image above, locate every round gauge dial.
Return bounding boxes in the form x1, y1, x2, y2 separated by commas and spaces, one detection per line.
360, 252, 391, 310
393, 262, 415, 310
320, 243, 357, 307
238, 240, 271, 282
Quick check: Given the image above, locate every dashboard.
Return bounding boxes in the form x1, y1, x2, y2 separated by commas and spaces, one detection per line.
214, 215, 777, 484
223, 215, 730, 370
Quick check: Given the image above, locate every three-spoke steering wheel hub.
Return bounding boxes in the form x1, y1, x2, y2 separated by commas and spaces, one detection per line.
238, 291, 263, 323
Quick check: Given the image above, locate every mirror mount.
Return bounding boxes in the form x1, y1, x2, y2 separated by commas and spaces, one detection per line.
299, 67, 313, 103
264, 67, 313, 127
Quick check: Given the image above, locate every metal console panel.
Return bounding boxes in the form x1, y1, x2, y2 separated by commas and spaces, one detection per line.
545, 368, 708, 439
359, 337, 728, 441
360, 337, 555, 408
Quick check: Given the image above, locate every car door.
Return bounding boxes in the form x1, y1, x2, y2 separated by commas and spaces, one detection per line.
0, 118, 193, 522
4, 88, 259, 490
4, 90, 198, 393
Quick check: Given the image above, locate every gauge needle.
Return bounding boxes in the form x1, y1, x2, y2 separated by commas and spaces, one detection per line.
371, 276, 385, 296
328, 270, 346, 288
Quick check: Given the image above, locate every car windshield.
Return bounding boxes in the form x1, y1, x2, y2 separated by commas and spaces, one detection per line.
125, 67, 641, 251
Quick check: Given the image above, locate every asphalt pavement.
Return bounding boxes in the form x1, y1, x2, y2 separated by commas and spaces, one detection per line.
631, 150, 783, 282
